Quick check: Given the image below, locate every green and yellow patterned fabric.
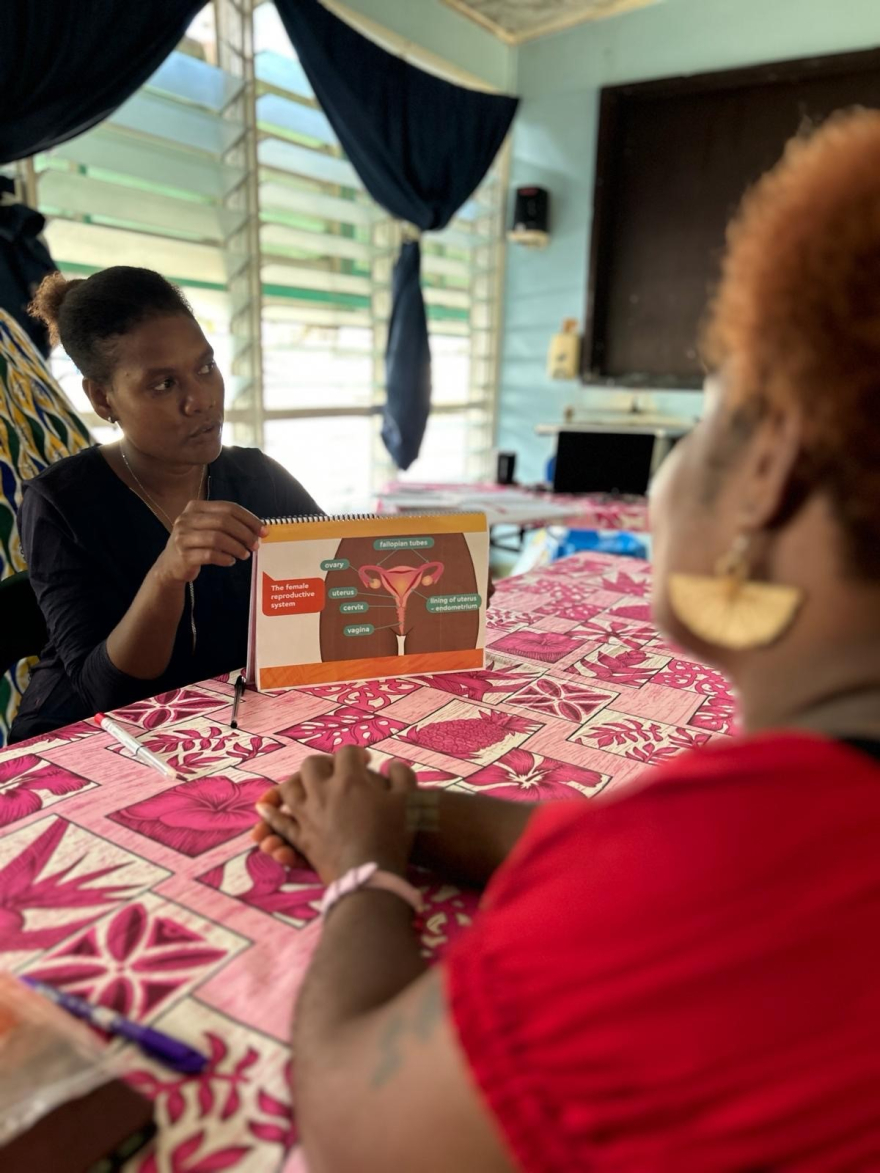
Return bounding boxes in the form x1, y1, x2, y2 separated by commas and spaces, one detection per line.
0, 310, 91, 743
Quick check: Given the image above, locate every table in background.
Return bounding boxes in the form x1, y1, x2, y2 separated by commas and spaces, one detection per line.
0, 554, 733, 1171
376, 481, 650, 534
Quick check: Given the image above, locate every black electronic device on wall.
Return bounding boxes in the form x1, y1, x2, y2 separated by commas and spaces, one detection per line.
513, 186, 549, 233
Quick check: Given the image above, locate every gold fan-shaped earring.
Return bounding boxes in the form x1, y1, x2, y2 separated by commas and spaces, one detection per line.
668, 535, 803, 651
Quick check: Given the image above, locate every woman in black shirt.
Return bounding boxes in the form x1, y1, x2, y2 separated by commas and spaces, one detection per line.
10, 266, 319, 742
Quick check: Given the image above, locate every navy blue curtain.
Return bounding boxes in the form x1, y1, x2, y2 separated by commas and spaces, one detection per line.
382, 242, 431, 469
274, 0, 518, 469
0, 0, 204, 165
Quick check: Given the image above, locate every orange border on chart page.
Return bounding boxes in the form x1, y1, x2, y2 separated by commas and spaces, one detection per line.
258, 649, 484, 689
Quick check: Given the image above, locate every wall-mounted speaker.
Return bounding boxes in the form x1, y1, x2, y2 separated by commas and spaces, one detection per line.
513, 186, 549, 234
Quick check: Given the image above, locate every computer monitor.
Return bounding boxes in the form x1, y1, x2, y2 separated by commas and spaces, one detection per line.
552, 430, 656, 496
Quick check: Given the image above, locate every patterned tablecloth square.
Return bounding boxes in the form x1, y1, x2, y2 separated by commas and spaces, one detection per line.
107, 769, 280, 857
20, 891, 248, 1022
0, 816, 170, 970
0, 753, 98, 831
104, 716, 285, 780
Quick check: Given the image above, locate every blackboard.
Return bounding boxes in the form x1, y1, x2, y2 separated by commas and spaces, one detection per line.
583, 47, 880, 389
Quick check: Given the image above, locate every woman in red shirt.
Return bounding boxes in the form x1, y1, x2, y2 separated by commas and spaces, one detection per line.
254, 111, 880, 1171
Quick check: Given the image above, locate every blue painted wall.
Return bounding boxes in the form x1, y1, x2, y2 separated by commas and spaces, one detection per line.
339, 0, 515, 89
498, 0, 880, 481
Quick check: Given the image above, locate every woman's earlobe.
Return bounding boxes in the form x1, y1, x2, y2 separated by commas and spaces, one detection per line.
82, 376, 116, 425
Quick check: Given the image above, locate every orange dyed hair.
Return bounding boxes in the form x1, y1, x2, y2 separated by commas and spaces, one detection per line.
703, 108, 880, 578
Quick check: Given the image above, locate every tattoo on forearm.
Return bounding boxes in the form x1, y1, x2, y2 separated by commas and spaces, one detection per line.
370, 974, 444, 1089
371, 1018, 404, 1088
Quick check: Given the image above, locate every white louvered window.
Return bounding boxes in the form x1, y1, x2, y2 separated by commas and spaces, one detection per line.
16, 2, 506, 512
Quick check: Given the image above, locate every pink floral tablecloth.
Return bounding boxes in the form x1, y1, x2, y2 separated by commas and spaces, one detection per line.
0, 554, 733, 1170
378, 481, 650, 533
546, 492, 649, 533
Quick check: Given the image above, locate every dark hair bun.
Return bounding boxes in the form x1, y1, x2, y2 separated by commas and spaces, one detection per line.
27, 265, 194, 381
29, 273, 84, 345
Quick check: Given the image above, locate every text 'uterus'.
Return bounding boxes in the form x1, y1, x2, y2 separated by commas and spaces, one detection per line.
357, 562, 445, 640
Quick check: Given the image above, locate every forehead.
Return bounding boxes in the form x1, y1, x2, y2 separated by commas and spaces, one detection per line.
114, 314, 208, 372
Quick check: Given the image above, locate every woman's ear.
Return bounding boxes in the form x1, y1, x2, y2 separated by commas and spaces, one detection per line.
736, 405, 804, 532
83, 377, 114, 423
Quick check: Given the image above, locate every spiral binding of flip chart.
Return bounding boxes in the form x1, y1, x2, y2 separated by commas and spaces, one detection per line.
262, 511, 465, 526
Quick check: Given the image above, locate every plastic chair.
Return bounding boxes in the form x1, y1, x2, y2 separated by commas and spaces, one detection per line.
0, 571, 46, 677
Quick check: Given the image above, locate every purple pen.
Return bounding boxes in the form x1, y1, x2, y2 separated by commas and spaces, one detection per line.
22, 977, 208, 1075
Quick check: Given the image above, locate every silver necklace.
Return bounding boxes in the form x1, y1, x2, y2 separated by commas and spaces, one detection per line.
120, 448, 207, 654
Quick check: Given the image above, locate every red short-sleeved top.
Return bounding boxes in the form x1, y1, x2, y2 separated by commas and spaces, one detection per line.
446, 734, 880, 1172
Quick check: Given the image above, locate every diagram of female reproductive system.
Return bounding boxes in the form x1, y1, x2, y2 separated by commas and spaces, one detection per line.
318, 531, 482, 663
356, 558, 445, 654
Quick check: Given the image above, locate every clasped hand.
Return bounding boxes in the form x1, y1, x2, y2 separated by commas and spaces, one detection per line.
252, 747, 416, 885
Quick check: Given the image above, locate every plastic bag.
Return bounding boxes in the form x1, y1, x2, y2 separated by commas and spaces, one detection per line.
0, 971, 117, 1147
555, 528, 650, 561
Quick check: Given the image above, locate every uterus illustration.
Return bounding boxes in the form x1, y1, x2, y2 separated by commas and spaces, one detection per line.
357, 560, 444, 652
319, 532, 479, 663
